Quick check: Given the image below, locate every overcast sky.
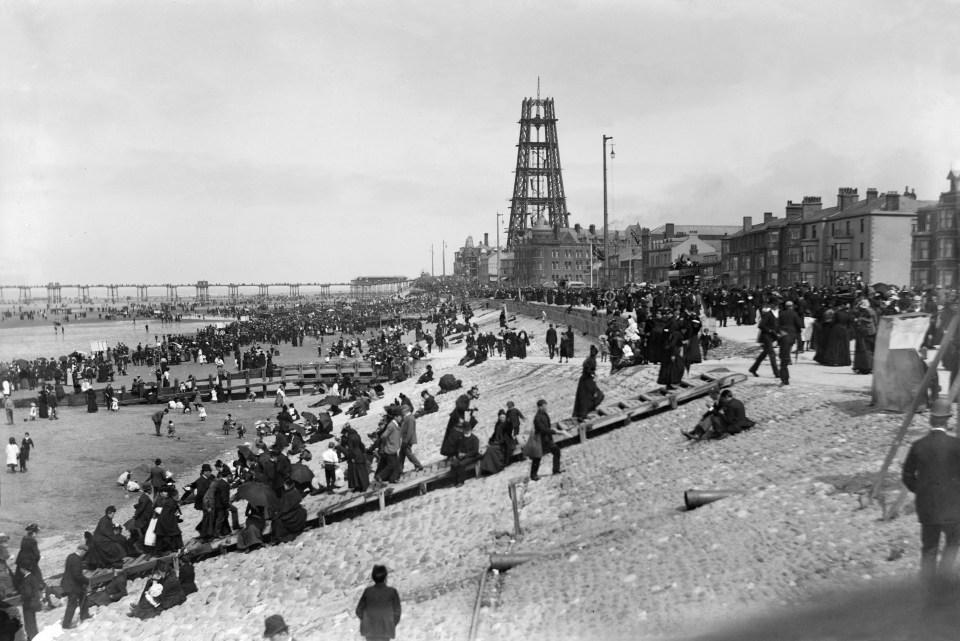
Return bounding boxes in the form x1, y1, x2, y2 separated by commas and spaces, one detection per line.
2, 0, 958, 286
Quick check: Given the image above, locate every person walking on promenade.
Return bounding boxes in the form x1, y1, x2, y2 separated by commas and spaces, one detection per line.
4, 396, 13, 425
18, 433, 34, 473
397, 405, 424, 475
61, 542, 91, 629
748, 304, 781, 379
15, 523, 43, 597
356, 564, 402, 641
902, 398, 960, 587
529, 399, 563, 481
777, 301, 804, 386
151, 408, 169, 437
545, 324, 558, 359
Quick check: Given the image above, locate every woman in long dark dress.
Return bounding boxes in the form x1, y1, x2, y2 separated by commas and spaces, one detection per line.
480, 410, 513, 475
852, 301, 878, 374
573, 346, 603, 420
153, 490, 183, 555
86, 387, 99, 413
681, 311, 703, 375
37, 388, 48, 420
271, 479, 307, 543
86, 507, 132, 569
341, 425, 370, 492
657, 315, 686, 390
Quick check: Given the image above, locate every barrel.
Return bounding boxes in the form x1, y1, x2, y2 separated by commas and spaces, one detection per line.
684, 489, 743, 510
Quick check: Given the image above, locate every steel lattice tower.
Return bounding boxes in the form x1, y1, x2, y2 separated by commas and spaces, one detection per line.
506, 94, 569, 248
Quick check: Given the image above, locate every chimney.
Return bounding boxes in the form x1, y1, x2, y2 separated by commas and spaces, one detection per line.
784, 201, 801, 220
665, 223, 675, 238
484, 233, 489, 247
743, 216, 753, 231
574, 223, 581, 234
764, 211, 774, 223
837, 187, 858, 211
884, 191, 900, 211
904, 187, 917, 200
588, 224, 596, 235
801, 196, 822, 217
866, 187, 879, 201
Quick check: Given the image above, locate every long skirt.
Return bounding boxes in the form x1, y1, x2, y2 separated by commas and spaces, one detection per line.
853, 334, 875, 373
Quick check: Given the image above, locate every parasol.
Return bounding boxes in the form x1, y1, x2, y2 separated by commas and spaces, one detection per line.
301, 411, 318, 427
289, 463, 314, 485
237, 445, 255, 461
234, 482, 280, 512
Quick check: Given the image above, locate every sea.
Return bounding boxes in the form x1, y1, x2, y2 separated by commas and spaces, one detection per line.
0, 319, 222, 361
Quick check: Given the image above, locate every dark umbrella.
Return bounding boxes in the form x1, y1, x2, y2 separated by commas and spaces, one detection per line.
238, 445, 255, 461
234, 482, 280, 512
317, 412, 333, 433
289, 463, 314, 485
290, 423, 306, 437
871, 283, 892, 295
316, 395, 342, 407
301, 411, 317, 427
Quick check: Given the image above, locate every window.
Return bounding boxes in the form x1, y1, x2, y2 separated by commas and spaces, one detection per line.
937, 269, 955, 288
911, 268, 928, 288
939, 211, 956, 229
860, 218, 864, 233
768, 249, 779, 265
757, 254, 765, 269
938, 238, 956, 259
801, 272, 817, 284
812, 226, 818, 239
917, 214, 927, 232
730, 257, 739, 271
743, 255, 752, 270
689, 244, 698, 255
787, 247, 800, 265
831, 223, 836, 237
859, 242, 864, 259
846, 221, 851, 236
790, 227, 800, 240
836, 244, 850, 260
914, 239, 930, 260
803, 246, 817, 263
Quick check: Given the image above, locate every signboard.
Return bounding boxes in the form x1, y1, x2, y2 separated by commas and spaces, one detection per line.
239, 315, 249, 322
90, 340, 108, 353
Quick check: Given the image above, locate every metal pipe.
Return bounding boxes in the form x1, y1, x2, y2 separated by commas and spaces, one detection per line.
684, 489, 743, 510
467, 568, 488, 641
488, 553, 545, 572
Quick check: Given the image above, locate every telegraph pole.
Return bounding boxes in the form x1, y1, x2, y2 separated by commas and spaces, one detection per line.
431, 245, 434, 277
496, 211, 503, 285
442, 241, 447, 278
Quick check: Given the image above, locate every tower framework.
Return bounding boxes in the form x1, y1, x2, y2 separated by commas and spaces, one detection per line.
506, 96, 569, 248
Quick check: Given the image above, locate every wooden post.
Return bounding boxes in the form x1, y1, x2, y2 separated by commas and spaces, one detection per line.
508, 481, 522, 537
870, 313, 960, 504
578, 424, 587, 443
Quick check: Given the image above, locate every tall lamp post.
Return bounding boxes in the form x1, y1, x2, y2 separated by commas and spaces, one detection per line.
442, 240, 447, 278
603, 134, 614, 288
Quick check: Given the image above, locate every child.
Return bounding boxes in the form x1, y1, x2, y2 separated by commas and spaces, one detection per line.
110, 396, 120, 412
167, 420, 175, 437
236, 423, 246, 439
28, 403, 37, 421
197, 405, 207, 421
597, 335, 609, 363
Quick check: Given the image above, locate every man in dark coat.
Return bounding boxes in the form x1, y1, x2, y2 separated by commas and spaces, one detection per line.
529, 399, 563, 481
902, 398, 960, 585
545, 324, 558, 359
414, 390, 438, 418
146, 458, 166, 495
130, 485, 154, 546
777, 301, 804, 386
397, 405, 424, 475
61, 543, 90, 629
151, 409, 168, 437
716, 389, 756, 437
191, 464, 213, 536
748, 305, 781, 379
86, 506, 131, 569
356, 564, 402, 641
15, 523, 42, 588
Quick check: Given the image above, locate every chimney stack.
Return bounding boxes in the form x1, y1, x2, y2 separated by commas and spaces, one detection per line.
484, 233, 489, 247
866, 187, 879, 200
589, 224, 596, 235
665, 223, 675, 238
743, 216, 753, 231
837, 187, 858, 211
574, 223, 581, 234
785, 201, 801, 219
801, 196, 822, 218
764, 211, 774, 223
884, 191, 900, 211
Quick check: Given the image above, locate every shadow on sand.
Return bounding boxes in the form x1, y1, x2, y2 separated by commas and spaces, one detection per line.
683, 577, 960, 641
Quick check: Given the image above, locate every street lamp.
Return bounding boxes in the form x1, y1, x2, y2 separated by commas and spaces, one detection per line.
603, 134, 614, 288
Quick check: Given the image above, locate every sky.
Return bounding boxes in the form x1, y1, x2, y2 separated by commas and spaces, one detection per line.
1, 0, 959, 286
